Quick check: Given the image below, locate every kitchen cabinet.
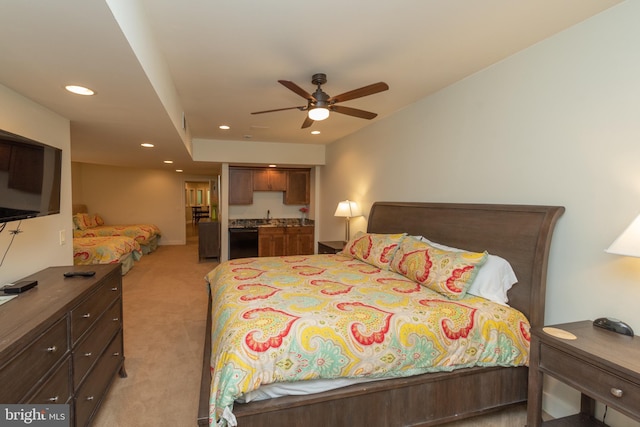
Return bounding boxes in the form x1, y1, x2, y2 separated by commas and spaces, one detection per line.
254, 169, 286, 191
229, 168, 253, 205
258, 226, 314, 257
258, 227, 286, 257
284, 169, 310, 205
286, 226, 314, 255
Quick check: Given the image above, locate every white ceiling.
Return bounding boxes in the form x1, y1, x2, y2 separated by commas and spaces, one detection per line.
0, 0, 621, 175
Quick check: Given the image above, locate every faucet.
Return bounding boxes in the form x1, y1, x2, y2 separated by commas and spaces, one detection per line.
266, 210, 270, 220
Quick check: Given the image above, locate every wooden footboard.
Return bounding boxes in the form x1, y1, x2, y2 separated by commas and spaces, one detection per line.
197, 202, 564, 426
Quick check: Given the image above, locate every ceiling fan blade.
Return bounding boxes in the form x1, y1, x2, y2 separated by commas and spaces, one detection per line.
301, 116, 314, 129
279, 80, 315, 101
330, 105, 378, 120
328, 82, 389, 104
251, 106, 305, 115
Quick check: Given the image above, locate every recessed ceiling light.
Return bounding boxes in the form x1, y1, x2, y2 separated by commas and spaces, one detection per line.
164, 160, 173, 164
311, 131, 320, 135
219, 125, 230, 130
141, 143, 154, 148
175, 169, 183, 173
65, 85, 95, 96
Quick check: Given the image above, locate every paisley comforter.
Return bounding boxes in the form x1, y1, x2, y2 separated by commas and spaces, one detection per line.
73, 236, 142, 265
205, 254, 530, 426
73, 224, 161, 246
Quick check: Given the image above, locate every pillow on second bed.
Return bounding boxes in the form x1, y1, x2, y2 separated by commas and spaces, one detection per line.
413, 236, 518, 305
390, 237, 488, 300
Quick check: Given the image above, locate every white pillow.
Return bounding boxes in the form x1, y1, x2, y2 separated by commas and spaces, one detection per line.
409, 236, 518, 305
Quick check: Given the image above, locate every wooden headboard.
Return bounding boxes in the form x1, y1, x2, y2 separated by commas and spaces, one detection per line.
367, 202, 564, 328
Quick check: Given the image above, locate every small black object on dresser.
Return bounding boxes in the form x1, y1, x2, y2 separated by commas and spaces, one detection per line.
0, 264, 127, 427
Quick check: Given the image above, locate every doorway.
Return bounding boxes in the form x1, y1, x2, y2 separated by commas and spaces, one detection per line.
185, 178, 219, 245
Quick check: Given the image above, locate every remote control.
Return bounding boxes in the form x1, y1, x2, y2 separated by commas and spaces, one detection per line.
63, 271, 96, 277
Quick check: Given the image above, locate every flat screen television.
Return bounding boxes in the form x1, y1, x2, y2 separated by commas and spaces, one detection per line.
0, 128, 62, 223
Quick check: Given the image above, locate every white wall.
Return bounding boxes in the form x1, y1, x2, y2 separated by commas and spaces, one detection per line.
321, 3, 639, 426
0, 84, 72, 284
73, 162, 217, 245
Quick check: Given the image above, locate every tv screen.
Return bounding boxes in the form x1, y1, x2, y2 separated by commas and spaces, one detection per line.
0, 128, 62, 223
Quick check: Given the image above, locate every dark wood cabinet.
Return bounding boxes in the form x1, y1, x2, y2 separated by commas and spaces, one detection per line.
285, 226, 314, 255
258, 226, 314, 257
229, 168, 253, 205
258, 227, 286, 257
253, 169, 286, 191
198, 220, 220, 260
284, 169, 310, 205
230, 167, 310, 206
0, 264, 126, 427
528, 321, 640, 426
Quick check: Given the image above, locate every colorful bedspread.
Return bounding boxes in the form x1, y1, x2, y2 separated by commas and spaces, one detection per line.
73, 236, 142, 265
205, 254, 531, 426
73, 224, 161, 246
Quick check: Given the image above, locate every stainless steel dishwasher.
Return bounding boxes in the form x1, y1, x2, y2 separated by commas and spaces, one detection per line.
228, 227, 259, 259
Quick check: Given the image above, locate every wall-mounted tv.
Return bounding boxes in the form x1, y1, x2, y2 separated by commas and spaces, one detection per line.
0, 128, 62, 223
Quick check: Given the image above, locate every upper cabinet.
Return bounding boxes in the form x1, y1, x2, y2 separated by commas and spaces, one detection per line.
253, 169, 286, 191
284, 169, 310, 205
228, 168, 253, 205
229, 167, 310, 205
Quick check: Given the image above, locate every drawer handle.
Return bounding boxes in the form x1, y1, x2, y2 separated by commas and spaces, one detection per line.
47, 345, 57, 353
82, 313, 91, 318
49, 396, 59, 403
113, 317, 120, 322
111, 287, 118, 291
86, 396, 94, 401
113, 352, 120, 357
84, 352, 92, 357
611, 388, 623, 398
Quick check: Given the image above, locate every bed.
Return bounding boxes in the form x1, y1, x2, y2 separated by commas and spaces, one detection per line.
198, 202, 564, 427
73, 235, 142, 275
72, 204, 161, 255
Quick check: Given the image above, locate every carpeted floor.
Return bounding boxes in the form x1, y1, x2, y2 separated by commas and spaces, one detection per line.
92, 227, 529, 427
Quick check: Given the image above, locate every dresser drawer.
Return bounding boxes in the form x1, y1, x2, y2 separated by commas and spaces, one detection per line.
28, 357, 72, 405
0, 316, 69, 402
75, 331, 124, 427
71, 274, 121, 343
540, 344, 640, 416
73, 299, 122, 387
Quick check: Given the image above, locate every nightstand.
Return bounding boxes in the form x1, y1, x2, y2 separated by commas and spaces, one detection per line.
527, 320, 640, 426
317, 240, 345, 254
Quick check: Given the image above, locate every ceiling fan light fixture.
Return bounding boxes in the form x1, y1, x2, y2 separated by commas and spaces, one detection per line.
308, 107, 329, 121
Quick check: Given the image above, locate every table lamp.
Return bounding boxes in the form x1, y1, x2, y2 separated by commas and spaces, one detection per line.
334, 200, 362, 242
599, 214, 640, 336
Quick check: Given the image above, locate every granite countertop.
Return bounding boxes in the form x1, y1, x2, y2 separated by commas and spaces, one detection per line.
228, 218, 314, 229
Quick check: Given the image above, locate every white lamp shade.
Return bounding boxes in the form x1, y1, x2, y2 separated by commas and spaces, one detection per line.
308, 107, 329, 121
606, 214, 640, 257
334, 200, 362, 218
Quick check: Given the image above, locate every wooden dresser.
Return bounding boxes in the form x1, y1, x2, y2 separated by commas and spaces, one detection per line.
0, 264, 126, 427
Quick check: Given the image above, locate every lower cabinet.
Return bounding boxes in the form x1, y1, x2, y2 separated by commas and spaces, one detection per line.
0, 264, 126, 427
258, 227, 287, 257
259, 226, 314, 257
285, 226, 314, 255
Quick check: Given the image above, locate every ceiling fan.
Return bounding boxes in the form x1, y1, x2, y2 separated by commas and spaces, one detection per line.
251, 73, 389, 129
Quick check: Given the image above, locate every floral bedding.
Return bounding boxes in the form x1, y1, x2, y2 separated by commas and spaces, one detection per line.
205, 253, 531, 426
73, 224, 161, 246
73, 236, 142, 265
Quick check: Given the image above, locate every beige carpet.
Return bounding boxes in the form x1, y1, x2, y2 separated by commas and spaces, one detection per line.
92, 232, 528, 427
